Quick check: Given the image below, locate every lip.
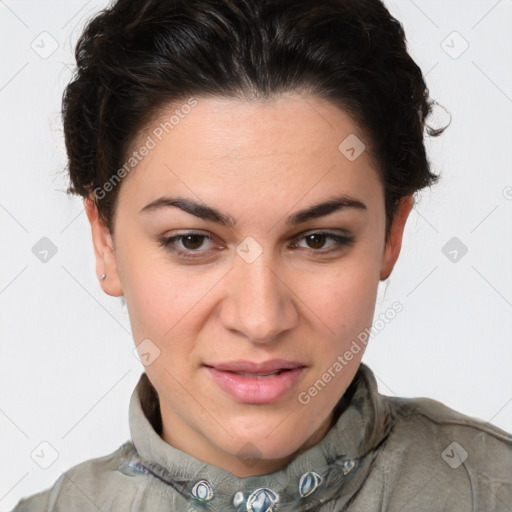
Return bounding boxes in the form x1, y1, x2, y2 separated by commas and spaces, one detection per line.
204, 359, 306, 404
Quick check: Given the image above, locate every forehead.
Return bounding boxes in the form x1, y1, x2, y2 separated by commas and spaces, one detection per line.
116, 93, 383, 224
144, 93, 370, 160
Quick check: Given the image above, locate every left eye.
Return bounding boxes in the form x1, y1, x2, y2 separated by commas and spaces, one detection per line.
159, 231, 354, 259
291, 232, 353, 252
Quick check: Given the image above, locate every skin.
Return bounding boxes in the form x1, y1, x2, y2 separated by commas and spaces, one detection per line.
85, 93, 413, 477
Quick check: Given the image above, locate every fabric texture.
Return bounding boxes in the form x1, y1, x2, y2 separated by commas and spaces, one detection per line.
12, 362, 512, 511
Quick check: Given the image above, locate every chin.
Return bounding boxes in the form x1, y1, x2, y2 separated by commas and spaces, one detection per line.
216, 413, 319, 461
223, 434, 304, 463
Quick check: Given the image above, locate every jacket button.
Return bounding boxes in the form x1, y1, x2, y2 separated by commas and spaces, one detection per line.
118, 461, 142, 477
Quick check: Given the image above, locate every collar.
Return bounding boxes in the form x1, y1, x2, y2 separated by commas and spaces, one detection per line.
122, 362, 394, 512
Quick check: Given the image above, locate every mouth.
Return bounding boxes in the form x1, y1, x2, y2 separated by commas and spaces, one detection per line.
203, 359, 306, 404
218, 369, 293, 378
204, 359, 305, 374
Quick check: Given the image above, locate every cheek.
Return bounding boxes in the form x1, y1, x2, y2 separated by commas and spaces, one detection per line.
115, 239, 196, 341
120, 249, 230, 376
296, 255, 380, 343
124, 265, 208, 343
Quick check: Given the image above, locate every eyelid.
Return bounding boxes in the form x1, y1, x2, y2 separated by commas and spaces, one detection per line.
291, 228, 353, 241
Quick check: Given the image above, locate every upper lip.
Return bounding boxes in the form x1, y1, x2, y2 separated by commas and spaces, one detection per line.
204, 359, 305, 373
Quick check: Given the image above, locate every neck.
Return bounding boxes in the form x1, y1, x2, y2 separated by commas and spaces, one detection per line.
160, 409, 335, 477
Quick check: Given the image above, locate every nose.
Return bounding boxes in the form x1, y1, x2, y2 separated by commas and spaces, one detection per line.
219, 251, 298, 343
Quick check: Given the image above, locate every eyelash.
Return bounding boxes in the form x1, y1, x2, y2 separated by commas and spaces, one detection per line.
158, 230, 355, 260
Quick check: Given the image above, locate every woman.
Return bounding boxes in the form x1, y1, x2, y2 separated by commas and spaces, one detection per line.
12, 0, 512, 510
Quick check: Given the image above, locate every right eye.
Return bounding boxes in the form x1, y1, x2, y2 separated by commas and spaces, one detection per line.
158, 231, 218, 259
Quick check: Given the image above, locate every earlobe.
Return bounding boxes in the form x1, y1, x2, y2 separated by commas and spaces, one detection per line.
83, 197, 124, 297
379, 195, 414, 281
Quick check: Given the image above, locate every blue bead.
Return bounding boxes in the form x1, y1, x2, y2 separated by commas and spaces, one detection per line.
341, 459, 355, 475
233, 491, 244, 506
191, 480, 214, 502
298, 471, 323, 498
246, 487, 278, 512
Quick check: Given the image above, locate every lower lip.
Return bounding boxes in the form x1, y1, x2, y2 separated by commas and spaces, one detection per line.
205, 366, 304, 404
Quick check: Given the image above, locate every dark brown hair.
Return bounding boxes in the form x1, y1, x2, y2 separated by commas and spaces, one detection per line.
62, 0, 449, 242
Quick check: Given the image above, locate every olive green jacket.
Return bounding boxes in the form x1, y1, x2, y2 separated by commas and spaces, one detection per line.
12, 363, 512, 511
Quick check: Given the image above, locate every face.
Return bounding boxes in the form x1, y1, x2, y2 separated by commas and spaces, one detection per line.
85, 93, 412, 477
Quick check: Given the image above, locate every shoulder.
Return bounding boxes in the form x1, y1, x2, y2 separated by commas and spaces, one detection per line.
10, 488, 51, 512
375, 394, 512, 510
387, 394, 512, 458
11, 442, 138, 512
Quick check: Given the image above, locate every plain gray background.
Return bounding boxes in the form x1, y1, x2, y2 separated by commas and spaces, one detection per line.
1, 0, 511, 510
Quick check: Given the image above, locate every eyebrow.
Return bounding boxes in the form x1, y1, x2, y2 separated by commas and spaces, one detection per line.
140, 194, 367, 227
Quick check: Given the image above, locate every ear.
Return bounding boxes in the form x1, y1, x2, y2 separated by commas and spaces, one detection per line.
380, 195, 414, 281
84, 197, 124, 297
